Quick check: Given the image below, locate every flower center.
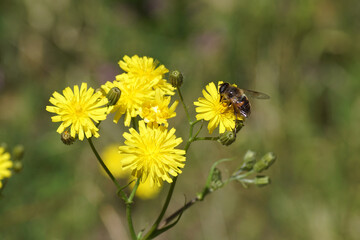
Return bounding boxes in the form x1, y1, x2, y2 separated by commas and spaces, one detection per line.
143, 143, 160, 161
74, 104, 85, 117
216, 102, 229, 114
151, 106, 159, 113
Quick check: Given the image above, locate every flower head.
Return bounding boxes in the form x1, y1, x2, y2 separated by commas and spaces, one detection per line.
119, 121, 186, 186
139, 89, 178, 127
112, 76, 156, 126
194, 82, 243, 134
0, 147, 12, 188
46, 83, 109, 140
117, 55, 175, 95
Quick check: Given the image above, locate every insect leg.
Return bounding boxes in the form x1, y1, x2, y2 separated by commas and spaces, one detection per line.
233, 105, 238, 136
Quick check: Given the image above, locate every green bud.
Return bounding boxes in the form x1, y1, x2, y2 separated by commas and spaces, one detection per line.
210, 168, 223, 190
218, 131, 236, 146
240, 150, 256, 171
169, 70, 183, 88
253, 152, 276, 173
13, 161, 23, 173
261, 152, 276, 168
235, 120, 244, 133
254, 175, 271, 187
61, 130, 76, 145
106, 87, 121, 106
12, 145, 25, 161
244, 150, 256, 163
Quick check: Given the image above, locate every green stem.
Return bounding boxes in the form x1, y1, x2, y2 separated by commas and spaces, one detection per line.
190, 119, 202, 126
192, 121, 203, 139
177, 87, 191, 123
127, 178, 141, 240
182, 119, 202, 153
142, 177, 178, 240
160, 158, 242, 226
193, 136, 219, 141
228, 170, 255, 183
122, 117, 141, 239
87, 138, 121, 189
160, 195, 200, 228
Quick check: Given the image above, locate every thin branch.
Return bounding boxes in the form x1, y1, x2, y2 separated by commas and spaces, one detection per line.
126, 178, 141, 240
177, 87, 191, 123
159, 196, 200, 228
87, 138, 121, 189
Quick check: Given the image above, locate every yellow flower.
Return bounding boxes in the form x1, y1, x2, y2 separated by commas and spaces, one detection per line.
119, 121, 186, 187
100, 144, 131, 179
114, 76, 156, 126
46, 83, 109, 140
117, 55, 175, 95
153, 78, 176, 96
0, 147, 12, 189
139, 89, 178, 127
130, 177, 162, 200
194, 82, 243, 134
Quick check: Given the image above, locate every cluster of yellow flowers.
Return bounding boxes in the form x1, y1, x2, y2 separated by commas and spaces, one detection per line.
45, 55, 272, 238
46, 55, 185, 192
46, 55, 244, 196
101, 55, 177, 127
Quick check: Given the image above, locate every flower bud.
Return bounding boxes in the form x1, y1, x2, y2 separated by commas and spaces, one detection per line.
235, 120, 244, 133
240, 150, 256, 171
218, 131, 236, 146
169, 70, 183, 88
210, 167, 223, 190
61, 130, 76, 145
12, 145, 25, 161
13, 161, 23, 173
254, 175, 271, 187
253, 152, 276, 173
106, 87, 121, 106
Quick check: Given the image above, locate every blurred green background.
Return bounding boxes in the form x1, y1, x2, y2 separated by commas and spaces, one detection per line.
1, 0, 360, 239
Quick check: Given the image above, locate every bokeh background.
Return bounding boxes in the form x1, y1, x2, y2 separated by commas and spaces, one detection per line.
1, 0, 360, 239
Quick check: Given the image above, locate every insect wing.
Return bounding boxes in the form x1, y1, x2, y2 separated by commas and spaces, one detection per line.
243, 89, 270, 100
